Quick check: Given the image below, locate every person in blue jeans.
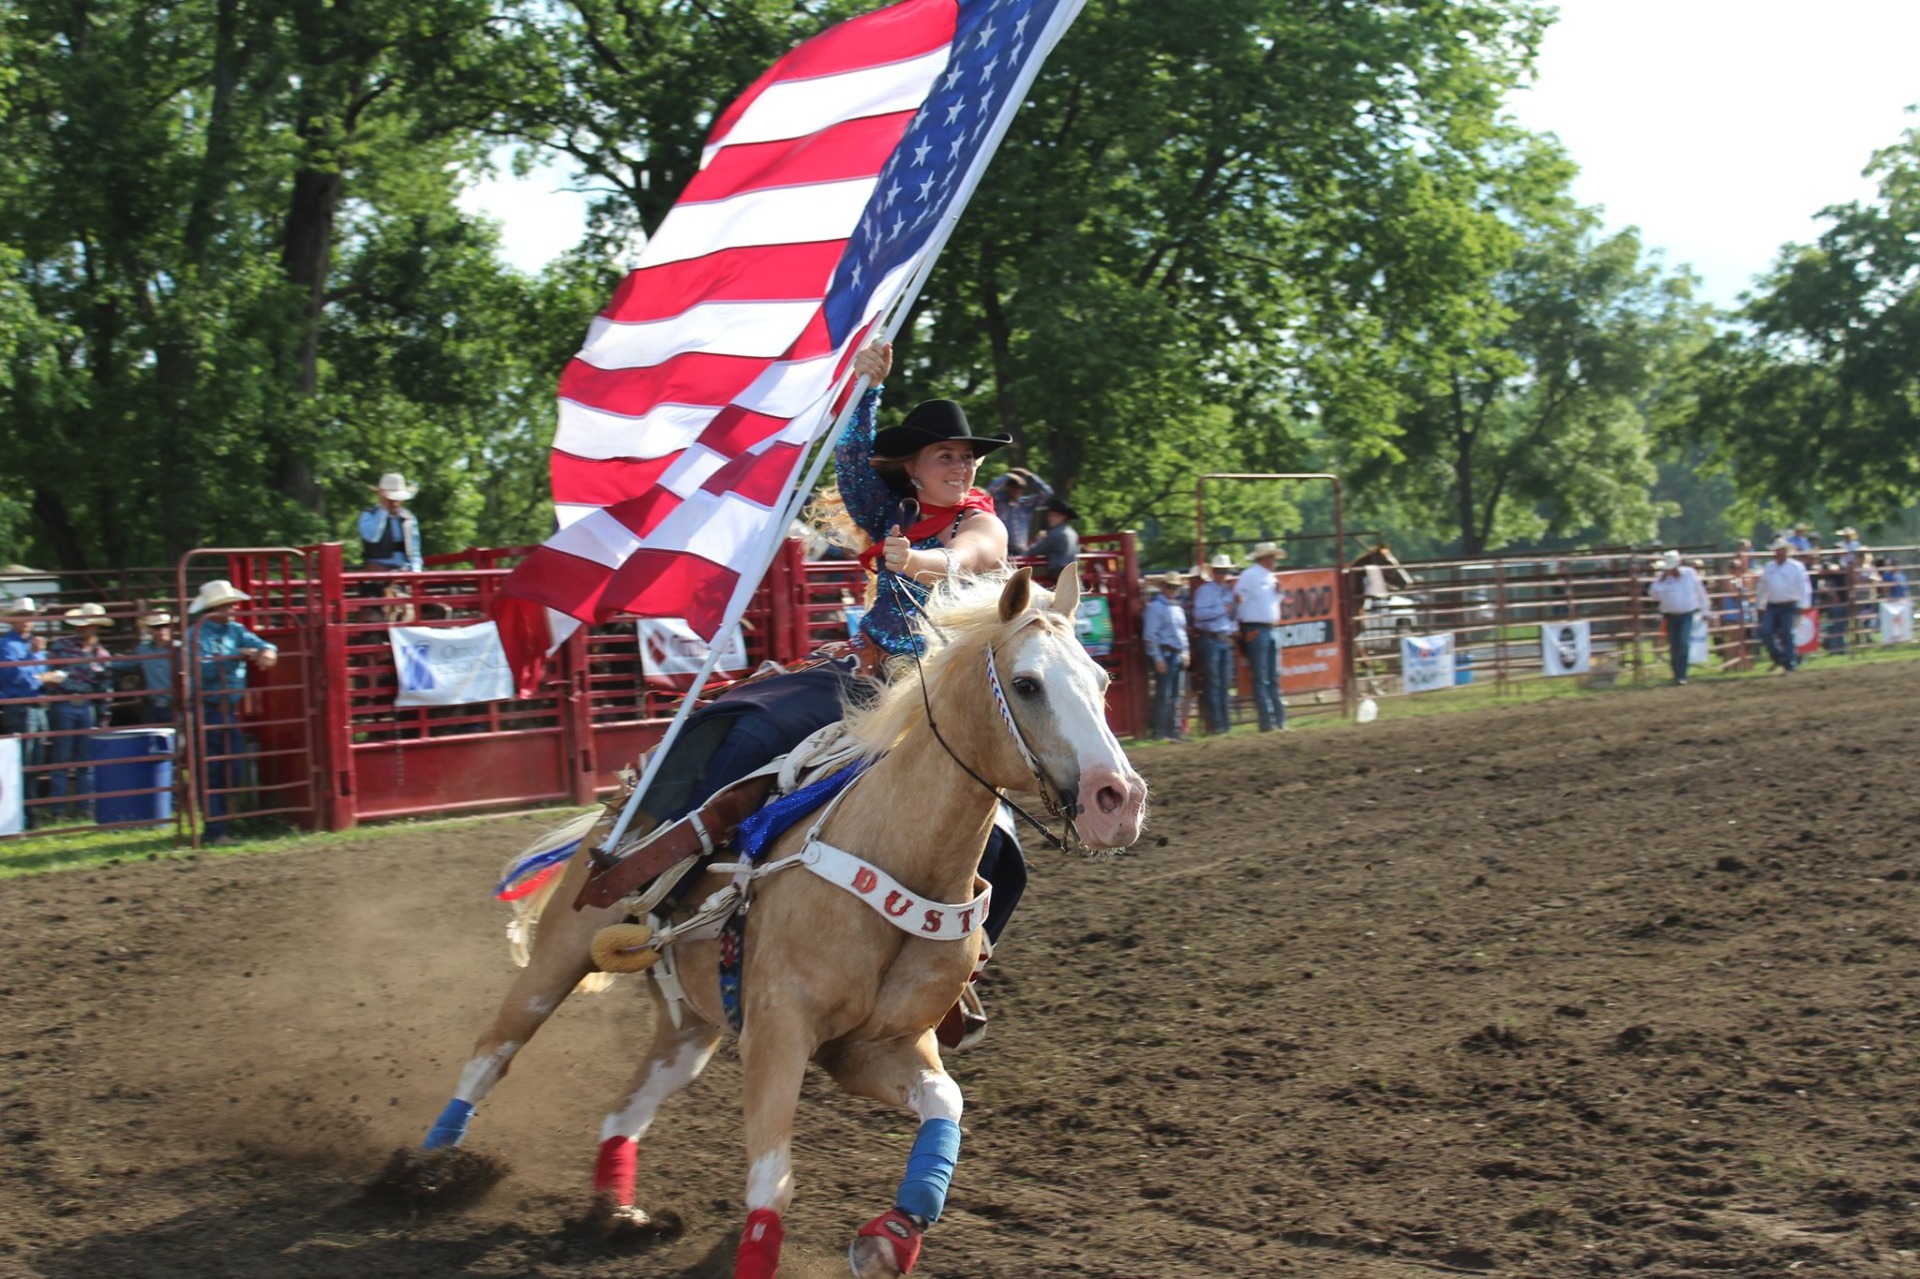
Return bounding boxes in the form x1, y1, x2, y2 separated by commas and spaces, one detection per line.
0, 597, 62, 825
187, 580, 277, 842
1754, 538, 1812, 673
45, 603, 113, 820
1142, 571, 1190, 740
1233, 542, 1287, 731
1189, 553, 1238, 734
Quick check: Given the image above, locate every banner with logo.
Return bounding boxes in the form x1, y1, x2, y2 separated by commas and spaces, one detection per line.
1689, 615, 1712, 669
1402, 632, 1456, 693
1075, 596, 1114, 657
0, 736, 21, 835
1541, 621, 1591, 677
1793, 611, 1820, 656
390, 622, 517, 708
637, 618, 750, 679
1274, 568, 1344, 695
1881, 600, 1914, 645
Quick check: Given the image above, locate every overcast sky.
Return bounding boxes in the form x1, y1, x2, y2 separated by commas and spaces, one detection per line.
461, 0, 1920, 312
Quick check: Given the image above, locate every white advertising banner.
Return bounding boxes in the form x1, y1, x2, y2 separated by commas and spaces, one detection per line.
0, 736, 20, 835
1541, 621, 1591, 677
1402, 632, 1456, 694
1689, 615, 1712, 669
637, 618, 750, 678
1880, 600, 1913, 646
390, 622, 517, 708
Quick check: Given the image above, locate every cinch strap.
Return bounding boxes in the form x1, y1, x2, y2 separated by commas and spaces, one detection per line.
801, 840, 990, 941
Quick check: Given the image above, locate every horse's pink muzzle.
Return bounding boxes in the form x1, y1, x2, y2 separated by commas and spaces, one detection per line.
1074, 764, 1147, 850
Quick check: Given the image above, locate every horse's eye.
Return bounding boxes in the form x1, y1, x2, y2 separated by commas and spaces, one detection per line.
1012, 676, 1040, 697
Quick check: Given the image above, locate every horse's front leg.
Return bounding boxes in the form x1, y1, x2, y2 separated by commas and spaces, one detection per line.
592, 985, 723, 1223
732, 1011, 817, 1279
827, 1033, 960, 1278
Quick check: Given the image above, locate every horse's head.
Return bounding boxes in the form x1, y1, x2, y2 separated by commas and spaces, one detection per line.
985, 566, 1147, 851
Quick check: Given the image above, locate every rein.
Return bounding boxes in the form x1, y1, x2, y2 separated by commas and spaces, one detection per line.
878, 569, 1081, 853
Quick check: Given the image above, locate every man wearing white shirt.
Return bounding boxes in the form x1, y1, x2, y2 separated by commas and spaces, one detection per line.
1754, 537, 1813, 672
1647, 549, 1713, 684
1233, 542, 1286, 731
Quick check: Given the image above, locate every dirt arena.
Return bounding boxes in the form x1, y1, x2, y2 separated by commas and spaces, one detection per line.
3, 661, 1918, 1278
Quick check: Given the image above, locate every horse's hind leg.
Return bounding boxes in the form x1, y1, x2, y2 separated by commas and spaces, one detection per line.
423, 847, 627, 1150
592, 990, 722, 1222
828, 1034, 960, 1278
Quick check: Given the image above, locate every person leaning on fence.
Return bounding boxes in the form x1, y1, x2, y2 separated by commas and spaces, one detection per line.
1647, 550, 1711, 685
0, 598, 63, 825
44, 604, 113, 820
1754, 537, 1812, 674
357, 471, 423, 574
113, 611, 176, 725
1233, 542, 1287, 732
1143, 570, 1191, 741
1189, 552, 1238, 734
1026, 495, 1079, 586
188, 580, 277, 844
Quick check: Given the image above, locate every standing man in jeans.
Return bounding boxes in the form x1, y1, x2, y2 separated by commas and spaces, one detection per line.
1647, 550, 1712, 684
187, 580, 278, 843
1142, 571, 1191, 741
1233, 542, 1287, 732
0, 598, 64, 825
1189, 553, 1238, 734
46, 603, 113, 820
1754, 537, 1812, 673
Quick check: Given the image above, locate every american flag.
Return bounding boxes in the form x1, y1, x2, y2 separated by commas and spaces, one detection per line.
493, 0, 1083, 691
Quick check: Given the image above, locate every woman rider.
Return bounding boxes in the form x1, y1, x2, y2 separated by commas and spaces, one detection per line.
630, 339, 1025, 1044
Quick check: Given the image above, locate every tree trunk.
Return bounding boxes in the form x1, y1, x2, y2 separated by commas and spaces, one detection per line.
276, 157, 340, 514
978, 244, 1024, 464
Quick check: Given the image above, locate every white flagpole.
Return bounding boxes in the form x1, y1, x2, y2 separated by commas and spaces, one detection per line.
593, 0, 1086, 860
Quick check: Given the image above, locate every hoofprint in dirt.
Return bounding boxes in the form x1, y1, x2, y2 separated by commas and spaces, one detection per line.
0, 662, 1915, 1278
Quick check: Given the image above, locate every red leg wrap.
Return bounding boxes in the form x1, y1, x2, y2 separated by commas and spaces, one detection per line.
735, 1208, 785, 1279
856, 1207, 924, 1274
593, 1136, 637, 1206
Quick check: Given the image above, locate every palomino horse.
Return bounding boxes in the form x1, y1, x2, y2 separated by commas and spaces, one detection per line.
419, 565, 1147, 1277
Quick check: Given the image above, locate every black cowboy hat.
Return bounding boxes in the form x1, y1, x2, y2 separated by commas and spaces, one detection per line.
1043, 495, 1077, 521
872, 399, 1012, 460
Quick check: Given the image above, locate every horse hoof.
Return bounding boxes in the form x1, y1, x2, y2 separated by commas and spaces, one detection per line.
591, 923, 659, 973
849, 1208, 922, 1277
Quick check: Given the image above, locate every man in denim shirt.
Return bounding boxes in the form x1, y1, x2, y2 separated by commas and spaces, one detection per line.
1142, 571, 1191, 741
1, 598, 62, 824
1189, 554, 1238, 734
46, 603, 113, 818
187, 580, 277, 842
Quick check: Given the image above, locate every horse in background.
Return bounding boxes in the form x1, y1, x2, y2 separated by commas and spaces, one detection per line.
416, 566, 1148, 1278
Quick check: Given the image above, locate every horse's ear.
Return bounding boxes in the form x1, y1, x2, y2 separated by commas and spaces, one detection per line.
1050, 562, 1081, 617
998, 567, 1033, 622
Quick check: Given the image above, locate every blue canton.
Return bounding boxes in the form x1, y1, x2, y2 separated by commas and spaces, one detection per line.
823, 0, 1071, 346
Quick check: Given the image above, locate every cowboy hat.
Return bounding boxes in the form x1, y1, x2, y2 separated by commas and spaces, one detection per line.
0, 596, 35, 615
1793, 522, 1812, 532
1208, 552, 1236, 571
375, 471, 418, 501
188, 579, 251, 614
1250, 541, 1284, 561
1769, 536, 1792, 551
1042, 495, 1077, 521
1155, 570, 1187, 588
872, 400, 1011, 461
62, 602, 112, 628
141, 610, 175, 627
1837, 526, 1858, 539
1659, 549, 1682, 570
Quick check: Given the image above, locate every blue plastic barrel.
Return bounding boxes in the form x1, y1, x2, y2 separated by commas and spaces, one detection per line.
89, 728, 175, 825
1455, 650, 1474, 685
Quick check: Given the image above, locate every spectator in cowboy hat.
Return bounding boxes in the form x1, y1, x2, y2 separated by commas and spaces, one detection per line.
0, 597, 60, 824
357, 471, 423, 573
985, 466, 1054, 555
45, 603, 114, 819
188, 580, 278, 843
114, 610, 177, 725
1785, 523, 1814, 553
1834, 526, 1864, 568
1189, 552, 1239, 734
1142, 570, 1191, 741
1233, 542, 1287, 731
1646, 550, 1711, 685
1754, 537, 1812, 673
1027, 495, 1079, 585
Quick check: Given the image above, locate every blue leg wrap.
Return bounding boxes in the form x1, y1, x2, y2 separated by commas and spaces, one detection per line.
423, 1098, 474, 1150
894, 1117, 962, 1225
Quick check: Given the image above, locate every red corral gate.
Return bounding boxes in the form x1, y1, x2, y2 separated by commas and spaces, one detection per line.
189, 534, 1145, 836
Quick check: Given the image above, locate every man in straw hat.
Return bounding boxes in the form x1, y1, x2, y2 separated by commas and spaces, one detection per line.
1142, 570, 1192, 741
1190, 552, 1239, 734
357, 471, 423, 574
1754, 537, 1812, 673
0, 597, 62, 824
45, 603, 114, 819
1646, 550, 1711, 685
1233, 542, 1288, 731
188, 580, 277, 842
113, 610, 177, 724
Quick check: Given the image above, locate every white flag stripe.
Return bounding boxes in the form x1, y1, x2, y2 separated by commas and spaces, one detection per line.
705, 47, 951, 161
577, 301, 821, 371
635, 178, 875, 269
660, 443, 730, 499
544, 506, 646, 570
732, 351, 845, 418
649, 487, 795, 562
543, 608, 582, 657
553, 502, 598, 530
554, 400, 719, 463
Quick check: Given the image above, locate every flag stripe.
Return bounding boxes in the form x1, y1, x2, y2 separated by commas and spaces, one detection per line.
713, 46, 952, 155
578, 300, 820, 370
599, 241, 851, 322
634, 178, 874, 270
554, 401, 715, 464
679, 115, 915, 208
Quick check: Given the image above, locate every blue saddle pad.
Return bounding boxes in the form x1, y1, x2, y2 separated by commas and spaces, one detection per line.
732, 759, 869, 863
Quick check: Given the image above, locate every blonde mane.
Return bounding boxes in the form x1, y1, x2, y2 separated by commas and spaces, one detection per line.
842, 571, 1075, 759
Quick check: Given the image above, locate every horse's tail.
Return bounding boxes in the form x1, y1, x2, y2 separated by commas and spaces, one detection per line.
498, 808, 618, 995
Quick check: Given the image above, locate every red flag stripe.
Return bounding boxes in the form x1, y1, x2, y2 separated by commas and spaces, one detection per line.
598, 242, 851, 322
